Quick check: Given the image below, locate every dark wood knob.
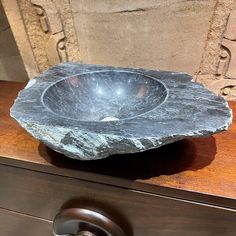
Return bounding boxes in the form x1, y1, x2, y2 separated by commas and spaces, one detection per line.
53, 208, 127, 236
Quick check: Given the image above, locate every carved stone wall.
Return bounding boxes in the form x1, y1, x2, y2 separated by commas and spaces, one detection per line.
0, 1, 28, 82
1, 0, 81, 77
2, 0, 236, 100
217, 8, 236, 100
196, 0, 236, 100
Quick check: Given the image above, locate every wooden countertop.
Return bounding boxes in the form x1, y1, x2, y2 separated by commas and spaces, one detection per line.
1, 81, 236, 208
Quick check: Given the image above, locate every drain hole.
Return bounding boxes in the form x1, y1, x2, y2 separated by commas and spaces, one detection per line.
100, 116, 120, 122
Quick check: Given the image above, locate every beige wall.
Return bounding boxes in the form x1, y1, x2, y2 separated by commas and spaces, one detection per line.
1, 0, 236, 99
71, 0, 215, 75
0, 1, 28, 82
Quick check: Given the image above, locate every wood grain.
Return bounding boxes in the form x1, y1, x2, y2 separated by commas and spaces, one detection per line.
1, 81, 236, 201
1, 164, 236, 236
0, 208, 52, 236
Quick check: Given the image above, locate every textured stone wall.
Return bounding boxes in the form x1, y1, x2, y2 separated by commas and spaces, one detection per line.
71, 0, 214, 75
196, 0, 236, 100
0, 1, 27, 82
1, 0, 236, 100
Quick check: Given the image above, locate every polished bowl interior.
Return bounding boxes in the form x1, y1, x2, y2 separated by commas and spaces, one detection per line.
42, 70, 167, 122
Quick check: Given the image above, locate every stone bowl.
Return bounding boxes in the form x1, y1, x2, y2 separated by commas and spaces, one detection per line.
42, 70, 167, 122
10, 63, 232, 160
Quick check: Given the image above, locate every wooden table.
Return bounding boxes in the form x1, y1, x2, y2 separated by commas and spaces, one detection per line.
1, 81, 236, 235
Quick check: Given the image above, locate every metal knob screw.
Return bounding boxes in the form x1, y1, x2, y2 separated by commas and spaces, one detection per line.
77, 231, 97, 236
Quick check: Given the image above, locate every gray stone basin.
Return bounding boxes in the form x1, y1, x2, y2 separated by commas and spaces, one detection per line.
42, 71, 167, 122
11, 63, 232, 160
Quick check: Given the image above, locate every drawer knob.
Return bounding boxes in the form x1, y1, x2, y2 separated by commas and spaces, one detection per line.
53, 208, 127, 236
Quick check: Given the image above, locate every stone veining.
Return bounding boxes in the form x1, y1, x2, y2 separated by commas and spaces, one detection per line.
10, 63, 232, 160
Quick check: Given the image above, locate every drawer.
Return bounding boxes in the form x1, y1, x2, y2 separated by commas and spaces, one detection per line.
1, 164, 236, 235
0, 208, 52, 236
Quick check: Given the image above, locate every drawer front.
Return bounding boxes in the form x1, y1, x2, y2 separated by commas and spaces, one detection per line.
0, 164, 236, 236
0, 208, 52, 236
